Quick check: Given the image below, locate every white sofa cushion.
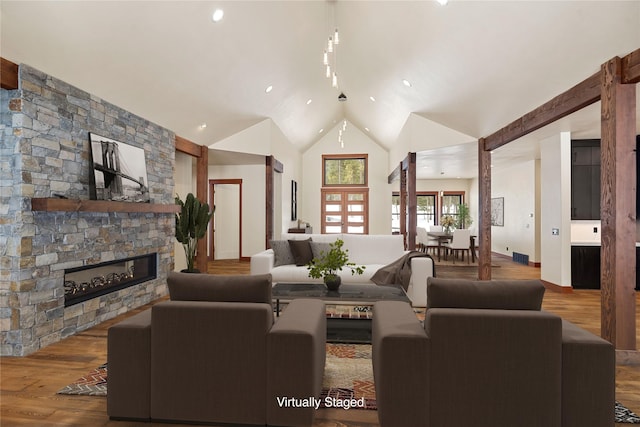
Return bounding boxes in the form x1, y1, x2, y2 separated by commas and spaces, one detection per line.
272, 263, 383, 284
341, 234, 404, 265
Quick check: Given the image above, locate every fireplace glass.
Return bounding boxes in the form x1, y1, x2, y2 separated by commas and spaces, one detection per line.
64, 253, 157, 307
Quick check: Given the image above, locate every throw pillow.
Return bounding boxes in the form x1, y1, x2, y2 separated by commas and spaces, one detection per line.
270, 240, 295, 266
288, 238, 313, 266
309, 241, 331, 260
167, 271, 272, 304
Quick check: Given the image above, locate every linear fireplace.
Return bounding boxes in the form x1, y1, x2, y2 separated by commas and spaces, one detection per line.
64, 253, 158, 307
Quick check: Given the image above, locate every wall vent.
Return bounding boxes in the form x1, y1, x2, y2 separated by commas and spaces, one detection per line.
512, 252, 529, 265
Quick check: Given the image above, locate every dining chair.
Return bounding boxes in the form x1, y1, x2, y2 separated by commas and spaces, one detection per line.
425, 225, 443, 255
444, 228, 471, 263
416, 227, 429, 252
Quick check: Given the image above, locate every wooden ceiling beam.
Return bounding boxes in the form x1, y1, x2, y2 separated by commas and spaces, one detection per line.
483, 48, 639, 152
1, 57, 19, 90
484, 71, 601, 152
622, 48, 640, 84
175, 135, 204, 157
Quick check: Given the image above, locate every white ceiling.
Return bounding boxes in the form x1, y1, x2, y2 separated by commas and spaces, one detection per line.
2, 1, 639, 179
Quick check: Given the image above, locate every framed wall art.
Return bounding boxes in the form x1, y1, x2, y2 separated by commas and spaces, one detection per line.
89, 132, 150, 202
491, 197, 504, 226
291, 180, 298, 221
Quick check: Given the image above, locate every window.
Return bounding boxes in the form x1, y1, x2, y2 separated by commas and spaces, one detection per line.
440, 192, 464, 228
323, 154, 368, 186
392, 192, 437, 232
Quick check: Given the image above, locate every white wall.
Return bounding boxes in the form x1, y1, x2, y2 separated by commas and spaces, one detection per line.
301, 121, 392, 235
491, 159, 539, 262
391, 113, 476, 168
210, 119, 303, 241
270, 122, 303, 237
173, 151, 196, 271
540, 132, 572, 287
208, 164, 266, 258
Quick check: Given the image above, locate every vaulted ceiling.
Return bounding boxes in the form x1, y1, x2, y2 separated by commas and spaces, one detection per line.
2, 1, 639, 178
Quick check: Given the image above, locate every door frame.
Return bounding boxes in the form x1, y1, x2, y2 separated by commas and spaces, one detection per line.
209, 179, 243, 260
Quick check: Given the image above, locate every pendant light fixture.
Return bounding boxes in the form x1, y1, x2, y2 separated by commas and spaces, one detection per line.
322, 1, 340, 89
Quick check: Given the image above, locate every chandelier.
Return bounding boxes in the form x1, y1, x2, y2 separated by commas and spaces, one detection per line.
322, 1, 340, 88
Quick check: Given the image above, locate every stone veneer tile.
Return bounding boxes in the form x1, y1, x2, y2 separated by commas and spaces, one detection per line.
0, 64, 176, 356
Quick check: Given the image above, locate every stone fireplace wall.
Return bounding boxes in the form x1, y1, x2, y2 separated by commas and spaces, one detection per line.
0, 64, 175, 356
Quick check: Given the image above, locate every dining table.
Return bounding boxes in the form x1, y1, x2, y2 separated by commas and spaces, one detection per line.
426, 231, 477, 263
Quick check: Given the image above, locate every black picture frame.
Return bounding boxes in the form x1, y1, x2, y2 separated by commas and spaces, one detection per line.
89, 132, 150, 202
291, 180, 297, 221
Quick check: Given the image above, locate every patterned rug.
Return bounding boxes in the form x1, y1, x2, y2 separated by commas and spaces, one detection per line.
320, 343, 376, 410
57, 346, 640, 422
56, 344, 376, 410
57, 363, 107, 396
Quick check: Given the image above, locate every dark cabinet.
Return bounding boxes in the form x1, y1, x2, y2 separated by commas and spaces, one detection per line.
571, 246, 640, 290
571, 140, 600, 220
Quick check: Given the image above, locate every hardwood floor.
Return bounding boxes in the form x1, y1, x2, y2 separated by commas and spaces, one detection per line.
1, 256, 639, 426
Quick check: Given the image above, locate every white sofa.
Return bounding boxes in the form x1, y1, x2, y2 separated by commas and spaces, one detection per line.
250, 233, 433, 307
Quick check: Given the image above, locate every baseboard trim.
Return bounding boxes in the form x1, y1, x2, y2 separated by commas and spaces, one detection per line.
490, 252, 511, 260
541, 280, 573, 293
616, 350, 640, 365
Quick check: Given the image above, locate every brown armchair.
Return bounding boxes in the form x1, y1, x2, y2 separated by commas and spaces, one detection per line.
372, 277, 614, 427
108, 272, 326, 426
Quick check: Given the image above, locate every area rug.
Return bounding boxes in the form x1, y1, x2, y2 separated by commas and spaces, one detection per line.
57, 363, 107, 396
56, 346, 640, 422
56, 343, 376, 410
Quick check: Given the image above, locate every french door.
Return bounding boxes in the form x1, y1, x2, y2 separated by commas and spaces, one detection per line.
321, 188, 369, 234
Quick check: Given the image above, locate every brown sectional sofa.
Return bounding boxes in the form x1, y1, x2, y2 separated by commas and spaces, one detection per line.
372, 277, 615, 427
107, 272, 326, 426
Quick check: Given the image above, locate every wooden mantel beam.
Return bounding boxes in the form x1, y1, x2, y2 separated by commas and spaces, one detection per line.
1, 57, 19, 90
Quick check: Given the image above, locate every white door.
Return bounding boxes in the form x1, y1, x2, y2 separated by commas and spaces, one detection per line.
213, 183, 240, 259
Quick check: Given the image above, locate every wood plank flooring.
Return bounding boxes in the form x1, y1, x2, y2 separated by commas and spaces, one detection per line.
1, 256, 639, 426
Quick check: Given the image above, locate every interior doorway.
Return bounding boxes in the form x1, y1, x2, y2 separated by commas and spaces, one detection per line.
210, 179, 242, 260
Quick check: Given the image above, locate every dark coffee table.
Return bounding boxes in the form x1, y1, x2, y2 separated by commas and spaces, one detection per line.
272, 282, 410, 343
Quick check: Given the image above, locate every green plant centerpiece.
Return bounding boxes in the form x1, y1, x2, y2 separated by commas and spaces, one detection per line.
175, 193, 214, 273
306, 239, 365, 291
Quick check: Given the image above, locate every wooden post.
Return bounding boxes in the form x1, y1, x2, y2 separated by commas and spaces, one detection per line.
407, 153, 417, 251
196, 145, 209, 273
266, 156, 274, 249
400, 162, 407, 248
600, 57, 637, 349
478, 138, 492, 280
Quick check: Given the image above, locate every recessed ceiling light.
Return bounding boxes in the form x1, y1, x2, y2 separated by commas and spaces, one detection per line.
369, 96, 376, 102
265, 85, 273, 93
319, 128, 324, 134
306, 99, 313, 105
199, 123, 207, 129
402, 79, 412, 87
436, 0, 448, 5
212, 9, 224, 22
364, 127, 370, 132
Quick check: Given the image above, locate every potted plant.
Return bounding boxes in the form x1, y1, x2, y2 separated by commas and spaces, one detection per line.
456, 203, 473, 229
306, 239, 365, 291
175, 193, 214, 273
